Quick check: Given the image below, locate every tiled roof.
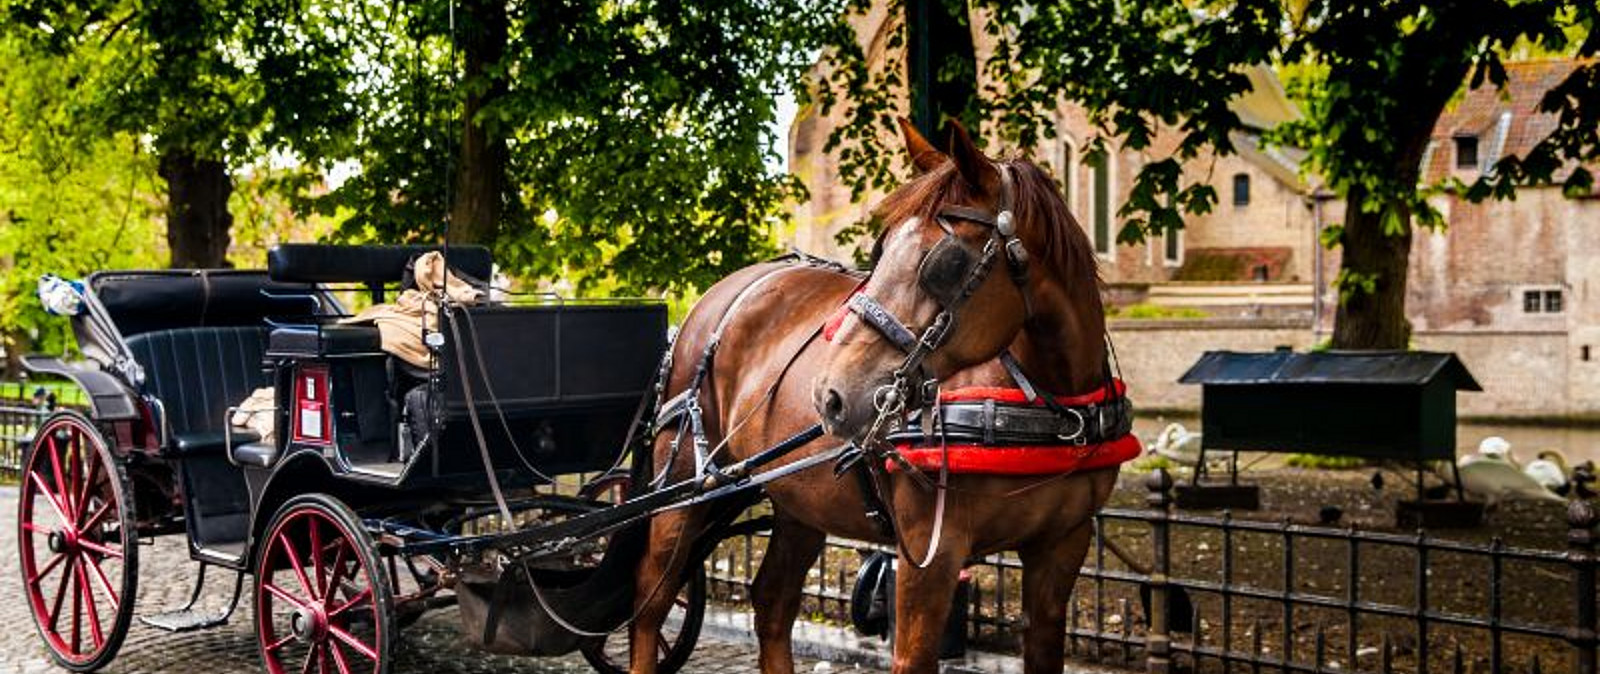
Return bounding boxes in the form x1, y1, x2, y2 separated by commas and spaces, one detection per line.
1422, 59, 1593, 184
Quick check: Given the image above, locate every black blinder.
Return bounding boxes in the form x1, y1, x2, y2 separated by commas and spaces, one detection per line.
917, 236, 979, 307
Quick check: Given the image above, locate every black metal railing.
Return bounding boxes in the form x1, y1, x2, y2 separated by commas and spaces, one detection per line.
705, 468, 1600, 674
0, 404, 46, 480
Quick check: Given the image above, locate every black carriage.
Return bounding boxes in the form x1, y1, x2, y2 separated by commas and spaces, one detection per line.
16, 245, 706, 674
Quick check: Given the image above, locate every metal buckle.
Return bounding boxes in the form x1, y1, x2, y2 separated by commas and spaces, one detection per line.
1058, 407, 1087, 444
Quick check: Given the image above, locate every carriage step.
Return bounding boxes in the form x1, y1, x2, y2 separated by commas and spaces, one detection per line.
139, 608, 233, 632
137, 563, 243, 632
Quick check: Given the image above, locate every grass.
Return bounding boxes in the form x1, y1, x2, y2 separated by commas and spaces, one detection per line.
1105, 303, 1208, 320
0, 379, 88, 407
1284, 453, 1369, 469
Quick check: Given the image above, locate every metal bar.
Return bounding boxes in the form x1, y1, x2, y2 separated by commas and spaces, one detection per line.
1417, 530, 1430, 674
1223, 510, 1235, 674
1347, 528, 1359, 672
1282, 519, 1294, 674
1570, 502, 1598, 674
1490, 537, 1504, 674
1082, 572, 1574, 641
1095, 509, 1574, 562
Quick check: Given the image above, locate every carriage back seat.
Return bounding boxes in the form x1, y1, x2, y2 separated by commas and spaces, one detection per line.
124, 326, 269, 455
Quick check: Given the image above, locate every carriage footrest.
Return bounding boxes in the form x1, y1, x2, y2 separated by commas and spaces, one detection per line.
138, 564, 243, 632
139, 607, 233, 632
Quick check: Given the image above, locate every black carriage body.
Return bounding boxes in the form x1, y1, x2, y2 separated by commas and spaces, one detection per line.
25, 246, 667, 571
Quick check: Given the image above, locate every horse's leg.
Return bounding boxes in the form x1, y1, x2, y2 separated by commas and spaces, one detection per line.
1018, 520, 1095, 674
749, 516, 826, 674
887, 544, 969, 673
630, 505, 708, 674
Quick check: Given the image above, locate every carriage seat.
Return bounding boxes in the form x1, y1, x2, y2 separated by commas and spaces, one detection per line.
124, 326, 270, 456
229, 441, 280, 468
266, 323, 383, 357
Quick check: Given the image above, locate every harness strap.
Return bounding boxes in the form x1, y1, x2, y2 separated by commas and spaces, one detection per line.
847, 293, 920, 352
892, 396, 1134, 447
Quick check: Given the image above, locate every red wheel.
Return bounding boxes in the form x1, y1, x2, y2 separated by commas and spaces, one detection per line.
579, 564, 706, 674
17, 411, 139, 672
255, 495, 394, 674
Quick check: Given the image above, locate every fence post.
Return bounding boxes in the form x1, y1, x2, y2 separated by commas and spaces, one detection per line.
1146, 467, 1174, 674
1569, 499, 1597, 674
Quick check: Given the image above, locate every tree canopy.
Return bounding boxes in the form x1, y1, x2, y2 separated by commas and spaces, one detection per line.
817, 0, 1600, 348
0, 0, 852, 367
310, 0, 851, 293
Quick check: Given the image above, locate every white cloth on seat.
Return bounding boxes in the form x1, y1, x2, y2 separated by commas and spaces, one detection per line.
339, 251, 484, 369
231, 387, 277, 444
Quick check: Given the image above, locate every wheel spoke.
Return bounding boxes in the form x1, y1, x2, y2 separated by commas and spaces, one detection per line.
264, 633, 296, 653
77, 559, 104, 649
50, 555, 74, 632
278, 529, 317, 600
70, 557, 82, 654
79, 499, 115, 534
299, 644, 318, 674
262, 582, 312, 611
310, 519, 326, 605
327, 588, 371, 618
29, 470, 72, 526
327, 625, 378, 660
84, 551, 122, 608
73, 447, 102, 526
29, 552, 68, 586
46, 433, 70, 514
657, 630, 671, 658
322, 543, 348, 608
78, 538, 123, 560
328, 641, 354, 674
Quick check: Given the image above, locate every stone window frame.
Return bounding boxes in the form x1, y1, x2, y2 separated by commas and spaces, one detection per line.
1519, 285, 1564, 314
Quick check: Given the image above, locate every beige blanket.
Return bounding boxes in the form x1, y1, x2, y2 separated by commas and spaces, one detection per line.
341, 251, 485, 368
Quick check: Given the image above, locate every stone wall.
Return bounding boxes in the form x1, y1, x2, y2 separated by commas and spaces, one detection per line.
1108, 318, 1315, 413
1110, 319, 1594, 421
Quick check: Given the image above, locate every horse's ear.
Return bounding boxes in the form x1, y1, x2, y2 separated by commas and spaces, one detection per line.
897, 117, 945, 173
944, 119, 998, 194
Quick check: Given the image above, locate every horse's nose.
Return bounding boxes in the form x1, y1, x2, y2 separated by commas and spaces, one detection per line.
822, 388, 848, 429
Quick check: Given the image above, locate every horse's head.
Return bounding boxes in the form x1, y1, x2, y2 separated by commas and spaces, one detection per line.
814, 118, 1098, 442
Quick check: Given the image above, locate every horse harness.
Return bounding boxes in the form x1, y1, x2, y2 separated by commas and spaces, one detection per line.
649, 163, 1133, 554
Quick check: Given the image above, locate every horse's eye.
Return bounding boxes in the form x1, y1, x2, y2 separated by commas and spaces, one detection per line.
917, 237, 976, 306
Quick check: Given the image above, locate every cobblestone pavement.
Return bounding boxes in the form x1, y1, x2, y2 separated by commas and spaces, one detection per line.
0, 487, 873, 674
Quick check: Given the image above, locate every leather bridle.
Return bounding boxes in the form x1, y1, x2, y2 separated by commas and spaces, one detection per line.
841, 162, 1034, 428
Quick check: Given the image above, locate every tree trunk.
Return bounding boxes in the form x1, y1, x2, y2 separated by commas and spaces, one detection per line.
159, 150, 234, 269
907, 0, 978, 141
1330, 186, 1414, 349
2, 330, 23, 380
450, 0, 510, 248
1327, 17, 1477, 350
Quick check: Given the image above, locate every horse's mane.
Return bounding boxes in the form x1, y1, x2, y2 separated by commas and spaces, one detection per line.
869, 159, 1100, 288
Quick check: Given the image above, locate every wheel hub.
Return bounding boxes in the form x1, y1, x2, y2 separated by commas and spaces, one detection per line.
289, 606, 328, 642
46, 528, 77, 554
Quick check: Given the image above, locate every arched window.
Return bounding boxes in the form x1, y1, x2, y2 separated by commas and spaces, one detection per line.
1232, 173, 1251, 207
1088, 153, 1113, 257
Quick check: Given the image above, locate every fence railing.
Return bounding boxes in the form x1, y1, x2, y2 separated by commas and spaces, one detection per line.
706, 468, 1600, 674
0, 404, 47, 480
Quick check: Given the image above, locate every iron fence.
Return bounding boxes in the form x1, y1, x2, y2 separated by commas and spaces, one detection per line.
706, 468, 1600, 674
0, 404, 45, 480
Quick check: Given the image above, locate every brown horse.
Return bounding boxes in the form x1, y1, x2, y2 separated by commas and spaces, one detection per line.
629, 120, 1124, 674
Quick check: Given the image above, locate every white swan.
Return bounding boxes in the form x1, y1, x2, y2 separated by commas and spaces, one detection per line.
1522, 450, 1569, 493
1150, 422, 1204, 466
1453, 437, 1563, 504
